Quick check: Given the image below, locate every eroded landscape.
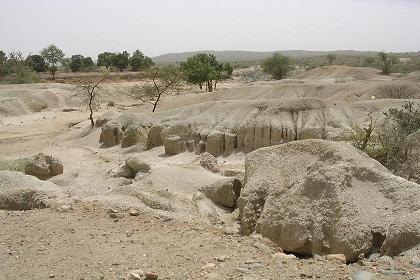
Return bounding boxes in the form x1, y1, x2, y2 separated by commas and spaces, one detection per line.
1, 64, 419, 280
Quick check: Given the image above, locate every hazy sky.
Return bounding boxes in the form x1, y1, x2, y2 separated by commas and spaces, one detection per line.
1, 0, 419, 58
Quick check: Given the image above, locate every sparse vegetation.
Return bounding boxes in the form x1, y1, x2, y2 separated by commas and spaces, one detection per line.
287, 104, 311, 140
262, 53, 291, 80
376, 82, 419, 99
75, 75, 106, 127
41, 44, 65, 79
181, 53, 232, 92
129, 66, 182, 112
326, 54, 337, 65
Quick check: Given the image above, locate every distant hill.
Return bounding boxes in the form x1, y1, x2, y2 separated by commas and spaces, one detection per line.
152, 50, 382, 64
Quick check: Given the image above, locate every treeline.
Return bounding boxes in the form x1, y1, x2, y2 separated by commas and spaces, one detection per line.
0, 44, 156, 83
0, 44, 234, 92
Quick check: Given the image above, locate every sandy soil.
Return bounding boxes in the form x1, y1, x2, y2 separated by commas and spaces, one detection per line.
1, 66, 419, 279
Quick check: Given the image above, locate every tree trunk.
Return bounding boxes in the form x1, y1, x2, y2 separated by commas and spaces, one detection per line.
152, 92, 162, 113
214, 80, 217, 90
199, 83, 203, 90
207, 80, 213, 92
88, 90, 94, 127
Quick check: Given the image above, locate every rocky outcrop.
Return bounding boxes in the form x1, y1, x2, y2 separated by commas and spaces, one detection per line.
199, 177, 242, 208
196, 152, 220, 173
238, 140, 420, 262
24, 153, 63, 180
99, 120, 123, 147
111, 156, 151, 179
154, 123, 297, 157
0, 170, 61, 210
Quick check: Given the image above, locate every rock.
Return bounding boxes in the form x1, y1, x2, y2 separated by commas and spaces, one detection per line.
57, 204, 73, 213
200, 177, 241, 208
272, 252, 297, 259
144, 272, 158, 280
205, 132, 224, 157
238, 140, 420, 262
129, 269, 144, 280
214, 255, 229, 262
252, 242, 273, 253
0, 171, 61, 210
367, 253, 379, 262
410, 256, 420, 268
201, 263, 216, 270
351, 271, 376, 280
148, 125, 164, 148
196, 152, 220, 173
126, 156, 151, 173
378, 269, 406, 276
163, 135, 186, 155
99, 120, 122, 147
109, 213, 118, 219
195, 140, 206, 155
24, 153, 63, 180
223, 133, 236, 157
326, 254, 346, 264
186, 140, 195, 152
378, 255, 394, 265
128, 209, 140, 217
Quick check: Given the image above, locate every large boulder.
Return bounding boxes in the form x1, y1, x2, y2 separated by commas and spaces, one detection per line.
163, 135, 186, 155
24, 153, 63, 180
238, 140, 420, 262
200, 177, 242, 208
111, 156, 151, 179
99, 120, 123, 147
0, 170, 62, 210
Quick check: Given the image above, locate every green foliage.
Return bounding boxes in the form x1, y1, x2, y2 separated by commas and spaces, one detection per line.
25, 54, 46, 73
70, 54, 95, 72
112, 51, 130, 71
326, 54, 336, 65
377, 51, 397, 75
262, 53, 291, 80
348, 102, 420, 182
180, 53, 232, 92
41, 44, 65, 78
129, 50, 154, 71
0, 51, 39, 84
97, 52, 115, 69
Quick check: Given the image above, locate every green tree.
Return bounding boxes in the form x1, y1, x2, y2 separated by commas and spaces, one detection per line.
262, 53, 291, 80
326, 53, 337, 65
40, 44, 65, 79
0, 51, 8, 77
70, 54, 84, 72
97, 52, 115, 69
26, 54, 47, 73
181, 53, 230, 92
129, 50, 154, 71
112, 51, 130, 71
61, 58, 72, 73
82, 57, 95, 70
378, 51, 397, 75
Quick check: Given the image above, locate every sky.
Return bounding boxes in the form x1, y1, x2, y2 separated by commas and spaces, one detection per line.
1, 0, 419, 58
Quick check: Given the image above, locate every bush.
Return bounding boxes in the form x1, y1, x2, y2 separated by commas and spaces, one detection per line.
262, 53, 291, 80
376, 82, 419, 99
348, 102, 420, 182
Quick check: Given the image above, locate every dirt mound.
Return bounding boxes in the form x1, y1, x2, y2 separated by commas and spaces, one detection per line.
295, 66, 385, 81
0, 83, 79, 117
0, 170, 62, 210
238, 140, 420, 261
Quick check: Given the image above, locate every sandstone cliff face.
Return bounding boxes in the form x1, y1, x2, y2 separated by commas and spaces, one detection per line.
237, 140, 420, 261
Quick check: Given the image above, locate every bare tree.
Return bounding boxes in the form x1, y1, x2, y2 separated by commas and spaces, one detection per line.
314, 103, 328, 140
76, 77, 106, 127
130, 66, 182, 112
288, 105, 311, 141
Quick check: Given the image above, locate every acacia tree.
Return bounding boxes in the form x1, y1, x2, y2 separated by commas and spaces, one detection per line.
76, 76, 106, 127
326, 54, 337, 65
130, 66, 182, 112
41, 44, 64, 79
25, 54, 46, 73
378, 51, 397, 75
181, 53, 232, 92
262, 53, 291, 80
97, 52, 115, 69
129, 50, 154, 71
112, 51, 130, 71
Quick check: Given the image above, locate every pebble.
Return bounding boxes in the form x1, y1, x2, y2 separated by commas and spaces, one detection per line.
367, 253, 379, 262
252, 242, 272, 253
129, 269, 144, 280
145, 272, 159, 280
214, 255, 229, 262
351, 271, 376, 280
378, 255, 394, 266
272, 252, 297, 260
109, 213, 119, 219
326, 254, 346, 264
128, 209, 140, 216
378, 269, 406, 276
201, 263, 216, 270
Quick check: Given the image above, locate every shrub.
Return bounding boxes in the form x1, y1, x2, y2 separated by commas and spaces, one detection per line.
376, 82, 419, 99
262, 53, 291, 80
